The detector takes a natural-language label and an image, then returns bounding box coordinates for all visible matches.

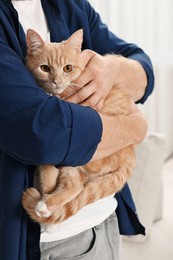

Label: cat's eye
[40,65,50,72]
[63,64,73,73]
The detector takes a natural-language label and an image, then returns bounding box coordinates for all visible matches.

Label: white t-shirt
[12,0,50,42]
[12,0,118,242]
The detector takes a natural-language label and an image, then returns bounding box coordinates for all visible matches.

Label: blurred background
[89,1,173,260]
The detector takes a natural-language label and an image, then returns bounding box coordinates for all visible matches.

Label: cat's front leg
[22,188,62,224]
[35,166,86,218]
[38,164,60,194]
[22,187,46,223]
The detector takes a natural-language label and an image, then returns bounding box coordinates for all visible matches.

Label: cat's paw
[43,223,58,233]
[35,201,52,218]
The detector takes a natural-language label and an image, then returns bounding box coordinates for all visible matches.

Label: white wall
[89,0,173,158]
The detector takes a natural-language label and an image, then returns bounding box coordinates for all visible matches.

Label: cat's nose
[52,80,62,86]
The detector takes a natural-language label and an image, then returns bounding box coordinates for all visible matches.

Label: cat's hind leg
[51,164,133,223]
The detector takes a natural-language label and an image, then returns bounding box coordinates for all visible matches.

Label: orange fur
[22,29,135,228]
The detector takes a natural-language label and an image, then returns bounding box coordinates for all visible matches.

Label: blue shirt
[0,1,154,259]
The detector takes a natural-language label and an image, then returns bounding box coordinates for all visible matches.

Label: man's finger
[81,49,96,66]
[64,85,94,104]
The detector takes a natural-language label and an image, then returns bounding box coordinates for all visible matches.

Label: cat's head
[26,29,85,95]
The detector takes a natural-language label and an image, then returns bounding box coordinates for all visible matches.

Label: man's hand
[60,50,114,110]
[60,50,148,109]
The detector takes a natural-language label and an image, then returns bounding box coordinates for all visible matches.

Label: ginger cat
[22,29,136,232]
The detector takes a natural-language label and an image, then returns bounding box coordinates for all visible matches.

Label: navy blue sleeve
[0,31,102,166]
[82,0,154,104]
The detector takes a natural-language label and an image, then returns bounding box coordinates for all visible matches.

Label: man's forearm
[91,109,147,161]
[104,54,148,102]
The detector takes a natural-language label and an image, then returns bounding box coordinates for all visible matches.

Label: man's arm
[103,54,148,102]
[62,51,147,109]
[92,108,147,161]
[60,50,148,162]
[0,41,102,167]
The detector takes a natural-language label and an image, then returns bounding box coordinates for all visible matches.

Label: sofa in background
[124,133,166,241]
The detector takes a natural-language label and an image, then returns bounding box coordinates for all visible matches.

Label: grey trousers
[40,212,120,260]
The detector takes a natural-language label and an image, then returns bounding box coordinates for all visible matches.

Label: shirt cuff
[60,103,102,166]
[129,53,155,104]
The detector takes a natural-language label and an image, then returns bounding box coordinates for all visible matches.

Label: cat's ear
[26,29,44,53]
[66,29,83,53]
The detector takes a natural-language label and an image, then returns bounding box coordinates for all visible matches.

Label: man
[0,0,154,259]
